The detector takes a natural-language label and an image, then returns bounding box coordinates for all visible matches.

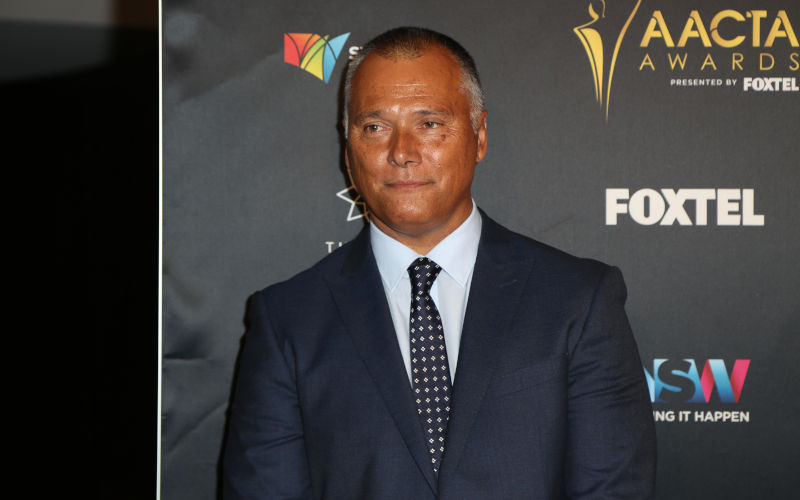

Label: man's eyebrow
[414,109,452,118]
[353,111,383,123]
[353,109,453,124]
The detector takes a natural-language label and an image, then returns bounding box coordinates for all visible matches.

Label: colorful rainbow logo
[283,32,351,83]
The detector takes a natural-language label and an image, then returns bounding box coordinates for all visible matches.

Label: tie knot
[407,257,442,295]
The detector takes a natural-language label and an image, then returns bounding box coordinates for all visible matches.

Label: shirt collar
[370,200,482,291]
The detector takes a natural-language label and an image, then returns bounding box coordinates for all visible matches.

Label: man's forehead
[352,52,461,99]
[356,47,459,81]
[372,83,434,98]
[350,81,462,119]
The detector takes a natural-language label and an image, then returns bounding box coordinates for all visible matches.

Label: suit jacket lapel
[323,228,438,494]
[438,213,536,480]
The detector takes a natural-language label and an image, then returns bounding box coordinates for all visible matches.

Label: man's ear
[475,110,488,162]
[344,146,356,189]
[342,119,351,170]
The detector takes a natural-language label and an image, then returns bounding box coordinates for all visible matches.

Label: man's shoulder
[482,218,628,315]
[482,213,615,281]
[253,233,361,302]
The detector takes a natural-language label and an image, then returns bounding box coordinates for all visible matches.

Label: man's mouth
[386,180,431,189]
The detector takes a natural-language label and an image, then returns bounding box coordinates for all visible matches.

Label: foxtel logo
[606,188,764,226]
[743,76,799,91]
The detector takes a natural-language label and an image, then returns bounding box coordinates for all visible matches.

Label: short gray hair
[343,27,485,137]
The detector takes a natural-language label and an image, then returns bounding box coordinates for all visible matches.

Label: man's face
[345,46,487,251]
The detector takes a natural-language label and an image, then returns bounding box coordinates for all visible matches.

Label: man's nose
[388,128,421,167]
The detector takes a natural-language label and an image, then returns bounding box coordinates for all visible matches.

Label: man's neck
[370,204,474,255]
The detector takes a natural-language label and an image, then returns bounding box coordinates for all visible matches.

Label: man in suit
[223,27,656,499]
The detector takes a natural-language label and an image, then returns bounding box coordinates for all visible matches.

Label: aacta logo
[606,188,765,226]
[644,359,750,403]
[638,10,798,72]
[283,32,351,83]
[574,0,643,121]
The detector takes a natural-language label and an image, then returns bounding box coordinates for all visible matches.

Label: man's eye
[422,121,441,128]
[363,124,382,133]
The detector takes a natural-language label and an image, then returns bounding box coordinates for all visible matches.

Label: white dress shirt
[370,201,482,385]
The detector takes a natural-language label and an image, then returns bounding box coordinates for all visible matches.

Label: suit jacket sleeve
[564,266,656,499]
[223,289,313,500]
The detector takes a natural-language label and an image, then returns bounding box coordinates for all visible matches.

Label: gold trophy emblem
[574,0,642,121]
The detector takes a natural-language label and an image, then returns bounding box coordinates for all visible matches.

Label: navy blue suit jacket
[223,212,656,499]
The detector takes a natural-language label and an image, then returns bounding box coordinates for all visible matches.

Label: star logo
[336,185,367,221]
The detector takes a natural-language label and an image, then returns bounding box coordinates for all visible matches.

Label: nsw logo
[283,32,351,83]
[644,359,750,404]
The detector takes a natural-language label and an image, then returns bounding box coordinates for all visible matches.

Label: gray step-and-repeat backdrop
[162,1,799,498]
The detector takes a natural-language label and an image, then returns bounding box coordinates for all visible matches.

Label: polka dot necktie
[407,257,453,475]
